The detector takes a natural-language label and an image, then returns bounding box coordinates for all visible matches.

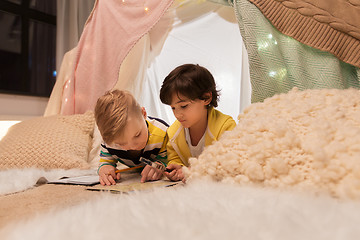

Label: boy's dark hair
[160,64,219,108]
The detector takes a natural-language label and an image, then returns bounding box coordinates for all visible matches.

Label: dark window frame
[0,0,56,97]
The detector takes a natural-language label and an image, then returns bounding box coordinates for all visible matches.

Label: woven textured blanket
[248,0,360,68]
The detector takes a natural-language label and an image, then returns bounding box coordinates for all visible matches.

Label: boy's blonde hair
[95,90,142,144]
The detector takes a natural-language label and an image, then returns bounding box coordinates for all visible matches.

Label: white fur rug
[0,168,97,195]
[1,169,360,240]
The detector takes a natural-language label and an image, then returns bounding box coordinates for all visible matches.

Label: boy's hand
[140,164,163,183]
[98,165,121,186]
[164,164,184,182]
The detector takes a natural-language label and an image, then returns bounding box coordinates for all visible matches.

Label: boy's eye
[181,104,188,109]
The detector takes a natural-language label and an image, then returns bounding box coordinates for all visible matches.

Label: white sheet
[138,1,250,124]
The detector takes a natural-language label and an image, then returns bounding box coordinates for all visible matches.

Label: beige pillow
[0,111,94,170]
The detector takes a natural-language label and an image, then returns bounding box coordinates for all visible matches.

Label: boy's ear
[202,92,212,105]
[141,107,147,119]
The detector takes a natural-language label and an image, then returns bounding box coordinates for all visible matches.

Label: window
[0,0,56,97]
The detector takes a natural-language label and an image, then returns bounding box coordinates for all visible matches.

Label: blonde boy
[95,90,168,185]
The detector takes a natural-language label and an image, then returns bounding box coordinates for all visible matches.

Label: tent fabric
[228,0,360,103]
[247,0,360,69]
[48,0,360,118]
[48,0,250,124]
[60,0,174,115]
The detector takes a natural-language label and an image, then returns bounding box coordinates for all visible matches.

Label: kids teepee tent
[46,0,360,124]
[45,0,251,125]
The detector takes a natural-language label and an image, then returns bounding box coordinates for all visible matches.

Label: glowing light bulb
[268,68,287,80]
[269,71,276,77]
[257,40,270,50]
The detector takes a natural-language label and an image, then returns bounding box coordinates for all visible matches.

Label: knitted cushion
[0,111,94,170]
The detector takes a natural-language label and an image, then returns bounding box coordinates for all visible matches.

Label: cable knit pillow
[0,111,94,170]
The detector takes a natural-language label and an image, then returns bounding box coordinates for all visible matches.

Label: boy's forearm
[97,162,117,174]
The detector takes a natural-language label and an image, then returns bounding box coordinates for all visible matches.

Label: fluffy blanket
[1,169,360,240]
[189,88,360,200]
